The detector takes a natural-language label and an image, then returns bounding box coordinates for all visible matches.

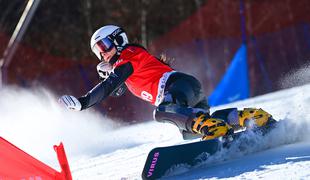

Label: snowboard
[141,120,278,180]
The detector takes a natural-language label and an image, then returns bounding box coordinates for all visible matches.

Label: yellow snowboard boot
[238,108,274,128]
[191,113,233,141]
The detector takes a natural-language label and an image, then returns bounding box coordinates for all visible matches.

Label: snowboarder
[59,25,273,140]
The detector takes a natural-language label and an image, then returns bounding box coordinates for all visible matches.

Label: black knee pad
[153,104,194,132]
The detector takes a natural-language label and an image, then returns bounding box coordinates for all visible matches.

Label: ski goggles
[94,37,114,53]
[92,37,114,60]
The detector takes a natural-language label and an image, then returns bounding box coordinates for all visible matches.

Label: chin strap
[108,53,120,66]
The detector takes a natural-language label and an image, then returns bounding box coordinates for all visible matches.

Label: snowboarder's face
[100,46,117,63]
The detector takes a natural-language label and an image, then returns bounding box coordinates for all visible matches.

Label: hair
[158,53,175,67]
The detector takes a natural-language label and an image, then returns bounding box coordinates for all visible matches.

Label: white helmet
[90,25,128,60]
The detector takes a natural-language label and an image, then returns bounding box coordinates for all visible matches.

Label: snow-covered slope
[69,83,310,180]
[0,83,309,180]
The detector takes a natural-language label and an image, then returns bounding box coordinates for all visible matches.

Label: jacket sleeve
[78,62,133,110]
[110,83,127,97]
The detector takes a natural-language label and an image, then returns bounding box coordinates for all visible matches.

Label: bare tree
[141,0,148,47]
[83,0,93,37]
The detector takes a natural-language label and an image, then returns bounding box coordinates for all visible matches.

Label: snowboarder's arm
[110,83,127,97]
[96,61,128,97]
[78,62,133,110]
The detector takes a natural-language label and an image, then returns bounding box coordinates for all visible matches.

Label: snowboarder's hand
[58,95,82,111]
[97,62,113,80]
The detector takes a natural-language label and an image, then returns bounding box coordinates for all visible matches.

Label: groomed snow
[0,79,309,179]
[70,83,310,180]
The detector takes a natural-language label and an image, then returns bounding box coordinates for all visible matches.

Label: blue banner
[208,43,249,106]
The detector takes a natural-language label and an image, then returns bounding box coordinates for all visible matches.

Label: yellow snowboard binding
[191,108,275,141]
[192,113,233,141]
[238,108,273,128]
